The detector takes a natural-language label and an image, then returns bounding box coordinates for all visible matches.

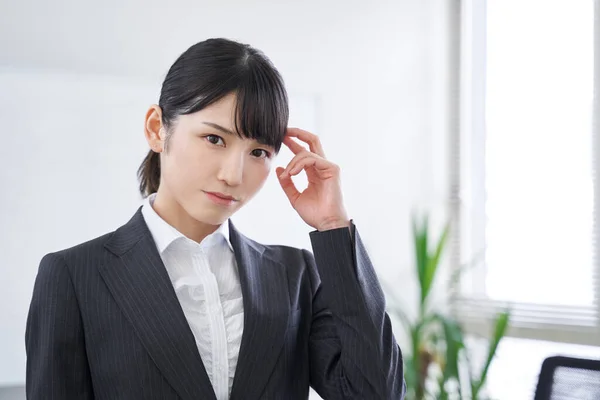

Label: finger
[286,128,326,158]
[282,136,307,155]
[287,155,335,178]
[276,166,301,204]
[282,152,320,178]
[286,128,325,157]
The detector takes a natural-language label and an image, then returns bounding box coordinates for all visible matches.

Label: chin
[185,204,231,226]
[192,211,228,226]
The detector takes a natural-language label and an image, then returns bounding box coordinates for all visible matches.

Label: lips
[205,191,237,201]
[203,191,239,207]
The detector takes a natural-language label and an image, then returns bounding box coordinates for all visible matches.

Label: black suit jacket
[25,208,405,399]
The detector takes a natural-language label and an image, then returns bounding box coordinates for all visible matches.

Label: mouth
[203,191,239,206]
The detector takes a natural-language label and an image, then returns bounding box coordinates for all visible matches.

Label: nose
[217,151,244,187]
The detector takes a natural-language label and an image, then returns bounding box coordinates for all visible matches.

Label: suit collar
[228,223,292,400]
[103,208,292,400]
[103,206,147,256]
[102,208,217,400]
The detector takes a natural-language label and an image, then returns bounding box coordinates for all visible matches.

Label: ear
[144,105,166,153]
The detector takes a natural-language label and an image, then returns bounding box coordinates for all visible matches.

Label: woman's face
[156,93,276,226]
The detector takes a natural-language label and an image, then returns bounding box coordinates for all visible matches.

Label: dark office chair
[534,355,600,400]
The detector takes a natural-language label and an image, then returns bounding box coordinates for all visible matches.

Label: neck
[151,190,220,244]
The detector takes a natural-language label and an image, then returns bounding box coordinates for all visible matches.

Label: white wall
[0,0,451,390]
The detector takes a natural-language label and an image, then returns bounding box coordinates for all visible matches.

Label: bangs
[160,39,289,152]
[232,59,289,153]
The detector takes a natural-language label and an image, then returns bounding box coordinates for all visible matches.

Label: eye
[205,134,225,146]
[251,149,271,159]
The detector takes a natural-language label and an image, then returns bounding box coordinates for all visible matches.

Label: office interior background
[1,0,599,398]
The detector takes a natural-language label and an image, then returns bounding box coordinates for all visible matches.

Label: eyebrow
[202,122,235,135]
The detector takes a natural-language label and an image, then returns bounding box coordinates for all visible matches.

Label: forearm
[308,225,405,399]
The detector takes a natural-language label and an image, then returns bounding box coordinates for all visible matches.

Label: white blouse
[141,194,244,400]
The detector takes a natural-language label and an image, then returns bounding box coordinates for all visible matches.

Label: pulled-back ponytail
[137,150,161,198]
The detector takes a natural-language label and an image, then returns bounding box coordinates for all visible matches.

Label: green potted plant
[385,213,510,400]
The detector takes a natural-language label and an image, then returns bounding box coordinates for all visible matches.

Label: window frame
[448,0,600,347]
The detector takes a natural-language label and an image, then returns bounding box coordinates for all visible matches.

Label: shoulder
[53,231,115,264]
[37,230,116,282]
[255,241,321,291]
[262,242,310,264]
[31,231,113,300]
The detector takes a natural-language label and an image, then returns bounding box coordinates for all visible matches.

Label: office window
[453,0,599,347]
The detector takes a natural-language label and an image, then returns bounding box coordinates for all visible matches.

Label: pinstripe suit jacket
[25,208,405,399]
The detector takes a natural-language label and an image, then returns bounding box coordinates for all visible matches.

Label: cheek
[244,162,271,192]
[164,138,208,184]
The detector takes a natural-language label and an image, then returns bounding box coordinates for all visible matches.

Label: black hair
[137,38,289,197]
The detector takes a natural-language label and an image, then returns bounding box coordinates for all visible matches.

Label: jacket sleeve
[306,223,405,400]
[25,253,94,400]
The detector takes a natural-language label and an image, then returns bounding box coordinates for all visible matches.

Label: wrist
[317,217,351,232]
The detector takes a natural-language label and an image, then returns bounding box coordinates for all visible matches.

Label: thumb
[276,167,300,204]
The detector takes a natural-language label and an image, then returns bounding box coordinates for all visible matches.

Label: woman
[25,38,405,400]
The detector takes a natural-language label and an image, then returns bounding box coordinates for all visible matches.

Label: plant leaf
[404,355,417,394]
[473,310,511,396]
[426,312,465,400]
[412,213,428,308]
[436,313,465,382]
[438,375,449,400]
[422,222,450,305]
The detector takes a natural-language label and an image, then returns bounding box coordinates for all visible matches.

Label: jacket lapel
[228,222,291,400]
[99,208,216,400]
